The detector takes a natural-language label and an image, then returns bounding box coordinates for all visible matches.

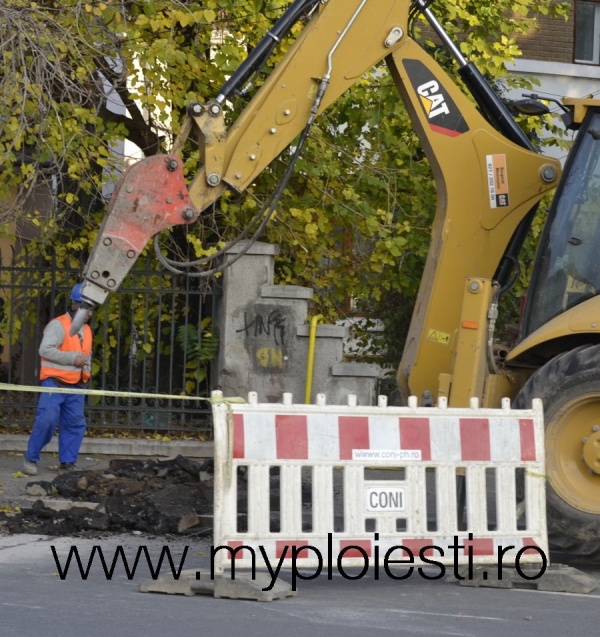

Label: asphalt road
[1,534,598,637]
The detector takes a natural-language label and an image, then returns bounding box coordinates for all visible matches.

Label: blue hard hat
[70,283,84,303]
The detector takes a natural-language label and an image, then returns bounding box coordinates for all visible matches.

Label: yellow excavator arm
[74,0,559,408]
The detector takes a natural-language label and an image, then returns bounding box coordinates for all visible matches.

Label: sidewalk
[0,434,213,458]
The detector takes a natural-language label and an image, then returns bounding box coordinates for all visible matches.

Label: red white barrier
[211,392,547,575]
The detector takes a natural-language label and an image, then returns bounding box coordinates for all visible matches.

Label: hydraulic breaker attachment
[70,155,198,335]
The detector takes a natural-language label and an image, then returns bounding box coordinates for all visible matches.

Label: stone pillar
[216,241,278,399]
[216,241,312,403]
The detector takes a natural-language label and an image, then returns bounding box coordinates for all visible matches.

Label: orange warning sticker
[486,154,509,208]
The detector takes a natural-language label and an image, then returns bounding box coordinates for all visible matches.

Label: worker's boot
[23,459,38,476]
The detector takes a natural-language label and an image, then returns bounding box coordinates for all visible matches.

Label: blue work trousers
[25,378,87,464]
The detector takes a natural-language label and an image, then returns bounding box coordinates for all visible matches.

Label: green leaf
[203,9,217,23]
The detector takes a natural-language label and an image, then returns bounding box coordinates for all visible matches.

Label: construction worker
[23,284,93,476]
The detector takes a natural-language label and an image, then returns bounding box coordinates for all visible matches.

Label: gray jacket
[39,316,90,367]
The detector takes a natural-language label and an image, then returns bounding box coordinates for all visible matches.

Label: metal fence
[0,248,220,436]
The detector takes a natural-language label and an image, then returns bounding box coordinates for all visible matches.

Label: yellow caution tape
[525,469,548,480]
[0,382,245,405]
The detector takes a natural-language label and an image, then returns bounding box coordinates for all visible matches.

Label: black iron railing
[0,249,220,436]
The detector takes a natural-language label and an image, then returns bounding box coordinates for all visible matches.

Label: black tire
[513,344,600,557]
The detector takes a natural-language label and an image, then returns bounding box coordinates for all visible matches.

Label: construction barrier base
[457,564,598,594]
[139,569,297,601]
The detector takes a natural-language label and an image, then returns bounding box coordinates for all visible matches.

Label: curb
[0,435,214,459]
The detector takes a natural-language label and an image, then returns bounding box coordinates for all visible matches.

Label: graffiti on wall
[236,305,290,372]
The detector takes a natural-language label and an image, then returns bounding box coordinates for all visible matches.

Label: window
[522,112,600,336]
[575,0,600,64]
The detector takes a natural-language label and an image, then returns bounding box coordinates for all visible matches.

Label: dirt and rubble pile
[0,456,215,536]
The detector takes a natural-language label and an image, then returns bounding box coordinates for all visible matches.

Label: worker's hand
[73,355,89,368]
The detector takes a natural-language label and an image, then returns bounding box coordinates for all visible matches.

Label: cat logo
[403,59,469,137]
[417,80,450,119]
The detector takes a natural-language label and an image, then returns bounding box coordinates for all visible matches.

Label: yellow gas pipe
[304,314,323,404]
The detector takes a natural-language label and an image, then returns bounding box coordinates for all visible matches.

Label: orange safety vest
[39,314,92,385]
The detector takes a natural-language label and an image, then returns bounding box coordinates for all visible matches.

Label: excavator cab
[520,104,600,341]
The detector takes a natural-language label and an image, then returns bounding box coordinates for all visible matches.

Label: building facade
[510,1,599,160]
